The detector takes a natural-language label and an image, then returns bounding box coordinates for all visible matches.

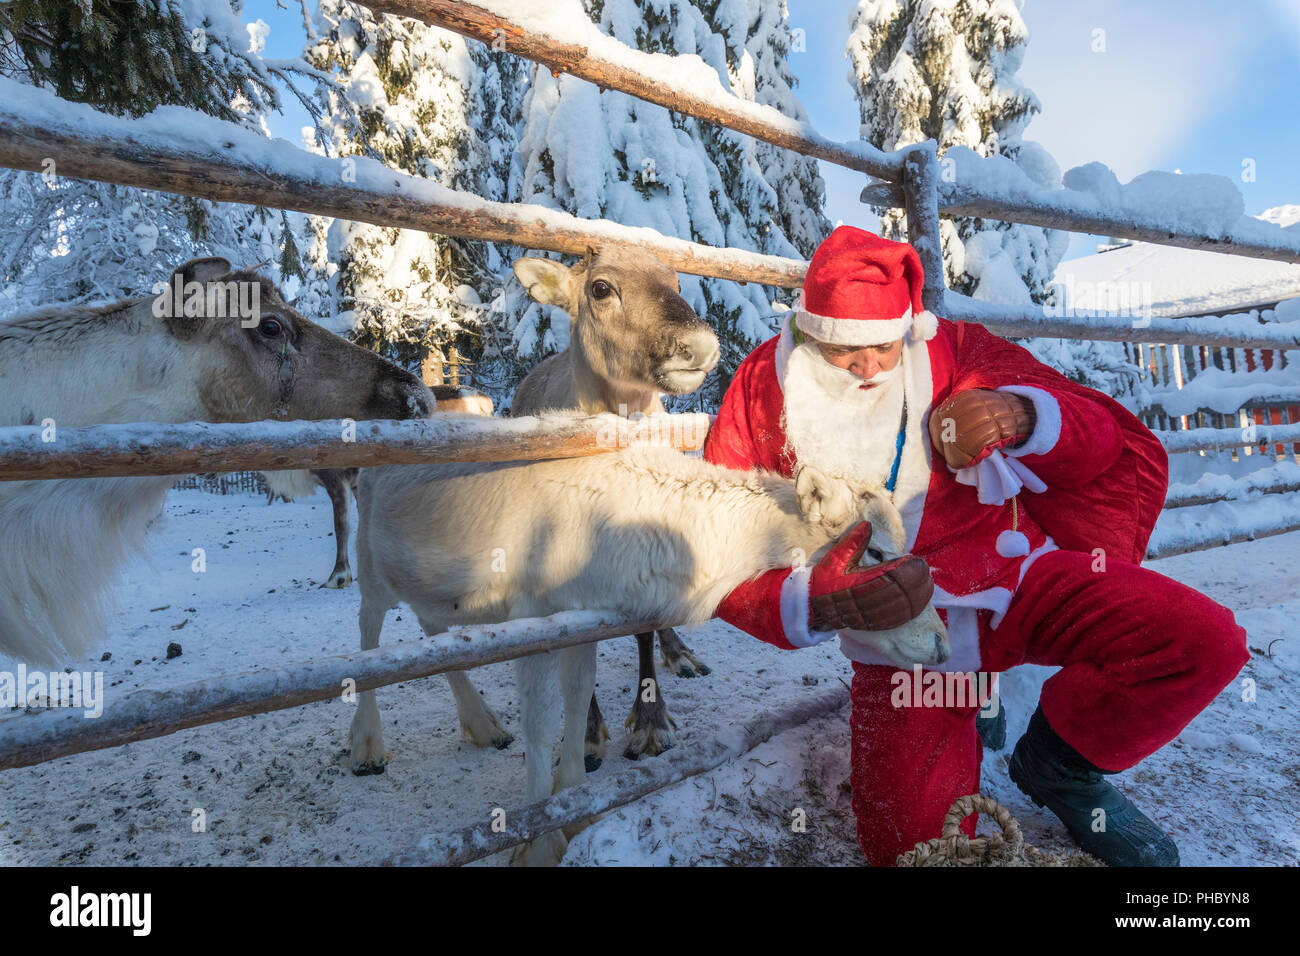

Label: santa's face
[781,331,910,486]
[812,338,904,388]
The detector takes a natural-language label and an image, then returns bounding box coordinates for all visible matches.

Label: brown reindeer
[265,387,494,589]
[510,246,721,769]
[0,256,434,665]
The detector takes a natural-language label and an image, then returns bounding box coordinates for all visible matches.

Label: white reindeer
[512,247,723,767]
[350,441,948,865]
[0,257,434,665]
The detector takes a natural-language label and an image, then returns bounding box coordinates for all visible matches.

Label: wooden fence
[1,0,1297,864]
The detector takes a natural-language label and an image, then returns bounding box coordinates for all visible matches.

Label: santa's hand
[928,388,1036,470]
[807,523,935,633]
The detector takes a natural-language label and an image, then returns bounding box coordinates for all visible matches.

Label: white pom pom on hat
[910,309,938,343]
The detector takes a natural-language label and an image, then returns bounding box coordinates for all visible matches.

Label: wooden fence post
[903,145,948,316]
[421,346,445,388]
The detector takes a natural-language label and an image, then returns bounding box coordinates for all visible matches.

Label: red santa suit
[703,228,1249,866]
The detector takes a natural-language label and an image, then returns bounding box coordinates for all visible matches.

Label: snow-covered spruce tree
[847,0,1063,301]
[699,0,829,260]
[0,1,320,313]
[305,2,526,374]
[847,0,1134,395]
[508,0,828,410]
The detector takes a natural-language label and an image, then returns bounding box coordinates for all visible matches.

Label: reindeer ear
[512,256,573,308]
[173,257,231,286]
[796,467,855,531]
[859,491,907,557]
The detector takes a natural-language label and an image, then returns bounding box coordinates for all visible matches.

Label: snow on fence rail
[0,412,712,482]
[0,78,805,288]
[372,0,1300,266]
[942,297,1300,350]
[2,78,1298,345]
[1158,421,1300,454]
[0,611,666,772]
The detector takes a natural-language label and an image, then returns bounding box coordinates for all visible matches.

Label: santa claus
[703,226,1249,866]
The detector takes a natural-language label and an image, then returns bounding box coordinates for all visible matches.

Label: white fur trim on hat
[795,306,938,346]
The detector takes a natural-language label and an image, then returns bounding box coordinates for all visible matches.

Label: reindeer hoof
[320,571,353,589]
[623,705,678,760]
[510,829,568,867]
[661,647,711,678]
[460,710,514,750]
[348,729,390,775]
[584,716,610,773]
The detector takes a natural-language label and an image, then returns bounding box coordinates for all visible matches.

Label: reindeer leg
[511,648,568,866]
[316,470,353,589]
[349,597,390,774]
[444,669,514,750]
[657,627,711,678]
[557,643,599,842]
[584,693,611,773]
[623,632,678,760]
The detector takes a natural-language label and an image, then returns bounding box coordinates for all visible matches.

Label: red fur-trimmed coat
[703,317,1168,669]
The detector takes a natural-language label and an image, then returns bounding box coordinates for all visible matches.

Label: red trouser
[849,548,1250,866]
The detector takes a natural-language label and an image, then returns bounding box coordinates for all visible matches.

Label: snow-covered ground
[0,486,1295,866]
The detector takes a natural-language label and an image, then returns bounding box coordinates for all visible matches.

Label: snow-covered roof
[1051,206,1300,318]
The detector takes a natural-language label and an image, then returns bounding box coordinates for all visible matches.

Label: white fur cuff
[779,564,838,648]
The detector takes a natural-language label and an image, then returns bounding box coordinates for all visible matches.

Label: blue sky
[786,0,1300,258]
[249,0,1300,261]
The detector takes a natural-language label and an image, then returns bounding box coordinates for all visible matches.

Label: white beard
[780,342,907,487]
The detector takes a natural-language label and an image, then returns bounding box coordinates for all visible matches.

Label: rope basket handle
[941,793,1025,852]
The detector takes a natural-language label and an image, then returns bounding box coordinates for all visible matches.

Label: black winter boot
[976,702,1007,751]
[1008,705,1179,866]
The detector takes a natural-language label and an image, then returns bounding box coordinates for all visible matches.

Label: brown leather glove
[928,388,1037,470]
[808,523,935,633]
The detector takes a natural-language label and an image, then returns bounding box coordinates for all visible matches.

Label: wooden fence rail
[0,611,665,772]
[369,0,1300,265]
[0,412,712,482]
[0,79,806,288]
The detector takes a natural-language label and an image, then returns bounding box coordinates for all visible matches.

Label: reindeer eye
[867,547,885,562]
[258,317,283,338]
[590,280,613,300]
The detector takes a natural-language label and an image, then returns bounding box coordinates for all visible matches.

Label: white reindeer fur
[262,469,321,501]
[352,442,946,864]
[0,299,216,664]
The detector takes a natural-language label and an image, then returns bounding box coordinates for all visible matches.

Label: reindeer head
[157,257,434,423]
[795,465,949,667]
[513,247,720,397]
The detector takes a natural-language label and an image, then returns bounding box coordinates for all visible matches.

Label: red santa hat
[794,226,939,346]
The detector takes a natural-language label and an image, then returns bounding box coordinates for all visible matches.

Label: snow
[480,0,897,175]
[0,486,1294,866]
[1148,493,1300,558]
[0,77,803,293]
[944,147,1300,257]
[1051,236,1300,321]
[1143,362,1300,418]
[1165,460,1300,507]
